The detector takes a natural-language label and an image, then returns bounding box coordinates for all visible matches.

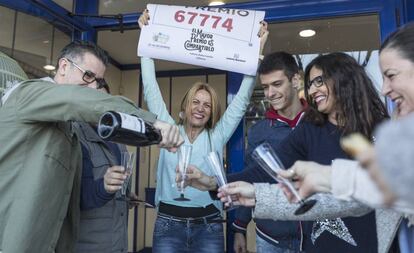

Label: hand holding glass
[174,145,192,201]
[118,151,136,199]
[252,143,317,215]
[116,151,151,207]
[205,151,235,210]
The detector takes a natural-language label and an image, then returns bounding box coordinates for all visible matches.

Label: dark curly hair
[303,52,389,138]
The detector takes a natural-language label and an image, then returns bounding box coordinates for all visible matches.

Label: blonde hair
[178,82,221,129]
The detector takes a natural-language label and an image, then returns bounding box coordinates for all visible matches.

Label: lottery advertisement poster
[138,4,266,75]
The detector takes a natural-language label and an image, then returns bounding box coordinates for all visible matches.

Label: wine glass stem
[180,180,184,194]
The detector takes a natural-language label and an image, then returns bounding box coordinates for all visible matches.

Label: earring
[179,111,185,119]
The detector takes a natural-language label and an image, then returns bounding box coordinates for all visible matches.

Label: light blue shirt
[141,57,255,210]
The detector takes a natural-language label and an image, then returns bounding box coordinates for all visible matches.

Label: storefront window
[0,7,71,78]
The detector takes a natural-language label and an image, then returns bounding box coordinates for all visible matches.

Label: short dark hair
[303,52,389,138]
[56,41,109,68]
[380,22,414,64]
[258,51,299,80]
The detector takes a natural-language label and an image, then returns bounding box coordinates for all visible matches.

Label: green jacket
[0,80,156,253]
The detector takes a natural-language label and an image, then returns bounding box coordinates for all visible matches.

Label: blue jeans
[152,215,224,253]
[256,235,302,253]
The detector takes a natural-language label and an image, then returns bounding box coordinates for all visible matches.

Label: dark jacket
[74,122,129,253]
[230,115,303,249]
[279,120,377,253]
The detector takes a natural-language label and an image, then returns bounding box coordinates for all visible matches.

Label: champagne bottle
[97,111,161,146]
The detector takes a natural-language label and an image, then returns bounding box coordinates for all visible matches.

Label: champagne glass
[205,151,236,210]
[116,151,136,200]
[174,145,192,201]
[252,142,317,215]
[116,152,153,207]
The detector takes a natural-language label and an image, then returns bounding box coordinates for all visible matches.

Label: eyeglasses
[65,58,107,89]
[306,75,325,90]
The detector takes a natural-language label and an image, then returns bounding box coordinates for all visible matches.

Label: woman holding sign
[138,10,268,253]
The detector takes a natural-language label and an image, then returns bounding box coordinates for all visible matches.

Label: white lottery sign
[138,4,265,75]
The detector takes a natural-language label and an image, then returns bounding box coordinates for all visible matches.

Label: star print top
[273,120,378,253]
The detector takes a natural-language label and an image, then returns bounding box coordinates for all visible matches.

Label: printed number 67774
[174,10,234,32]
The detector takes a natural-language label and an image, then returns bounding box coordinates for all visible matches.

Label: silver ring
[288,168,296,176]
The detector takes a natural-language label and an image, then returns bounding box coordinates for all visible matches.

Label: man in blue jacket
[231,52,306,253]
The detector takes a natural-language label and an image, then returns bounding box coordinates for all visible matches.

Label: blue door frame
[0,0,412,252]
